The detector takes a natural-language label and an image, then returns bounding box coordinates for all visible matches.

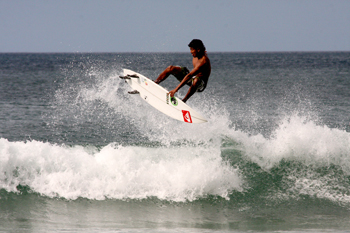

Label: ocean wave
[0,138,241,201]
[222,114,350,206]
[1,114,350,207]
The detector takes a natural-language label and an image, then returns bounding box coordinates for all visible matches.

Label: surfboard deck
[120,69,207,123]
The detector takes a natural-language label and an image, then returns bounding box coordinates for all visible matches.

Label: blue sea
[0,52,349,232]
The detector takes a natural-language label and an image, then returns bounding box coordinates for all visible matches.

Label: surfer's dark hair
[188,39,206,52]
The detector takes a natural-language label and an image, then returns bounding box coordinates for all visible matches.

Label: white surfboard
[120,69,207,123]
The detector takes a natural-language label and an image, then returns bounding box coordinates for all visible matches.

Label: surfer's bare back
[154,39,211,103]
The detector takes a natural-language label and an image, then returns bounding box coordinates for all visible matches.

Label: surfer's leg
[182,77,201,103]
[154,66,182,84]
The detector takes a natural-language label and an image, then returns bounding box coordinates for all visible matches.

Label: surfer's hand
[169,89,176,97]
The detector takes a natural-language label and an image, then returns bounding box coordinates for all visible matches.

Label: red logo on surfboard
[182,110,192,123]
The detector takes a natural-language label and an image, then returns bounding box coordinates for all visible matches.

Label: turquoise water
[0,52,350,232]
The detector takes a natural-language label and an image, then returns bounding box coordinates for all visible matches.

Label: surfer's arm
[173,73,192,91]
[169,61,204,97]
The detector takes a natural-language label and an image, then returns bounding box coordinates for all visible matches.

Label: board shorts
[172,66,206,92]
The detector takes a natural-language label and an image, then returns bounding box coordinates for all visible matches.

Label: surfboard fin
[119,74,139,80]
[128,90,139,94]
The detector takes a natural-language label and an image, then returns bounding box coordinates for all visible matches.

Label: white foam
[238,114,350,171]
[0,138,241,201]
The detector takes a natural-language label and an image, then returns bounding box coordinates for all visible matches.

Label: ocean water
[0,52,349,232]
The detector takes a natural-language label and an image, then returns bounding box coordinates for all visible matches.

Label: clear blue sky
[1,0,349,52]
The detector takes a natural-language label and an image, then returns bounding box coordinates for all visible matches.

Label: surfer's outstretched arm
[168,73,192,97]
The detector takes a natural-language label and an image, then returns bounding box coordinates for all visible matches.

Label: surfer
[154,39,211,103]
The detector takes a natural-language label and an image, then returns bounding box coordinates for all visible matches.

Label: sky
[1,0,349,53]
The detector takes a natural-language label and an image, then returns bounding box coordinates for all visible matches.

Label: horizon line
[1,50,350,54]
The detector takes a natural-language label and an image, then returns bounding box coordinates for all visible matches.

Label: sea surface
[0,52,349,232]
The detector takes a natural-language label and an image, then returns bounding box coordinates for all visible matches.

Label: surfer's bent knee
[168,65,180,73]
[168,66,182,76]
